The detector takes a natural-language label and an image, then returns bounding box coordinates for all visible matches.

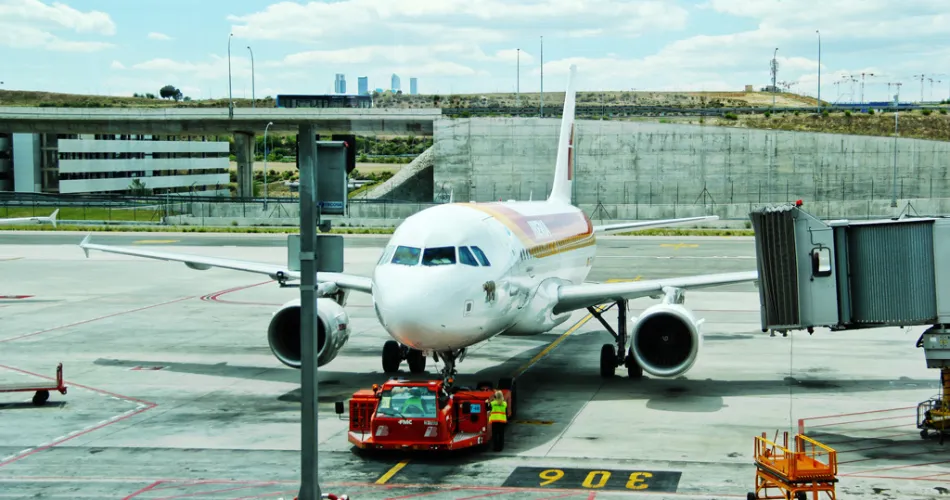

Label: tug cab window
[423,246,456,266]
[470,246,491,266]
[458,246,479,266]
[391,246,421,266]
[375,386,437,418]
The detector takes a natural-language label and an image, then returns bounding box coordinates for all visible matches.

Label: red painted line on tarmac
[799,405,917,423]
[533,493,579,500]
[0,364,158,468]
[456,490,509,500]
[806,414,913,429]
[149,482,280,500]
[840,457,950,476]
[0,295,33,299]
[122,480,164,500]
[385,487,466,500]
[586,493,596,500]
[0,295,196,343]
[200,281,275,306]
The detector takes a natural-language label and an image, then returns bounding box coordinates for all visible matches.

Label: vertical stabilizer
[548,64,577,204]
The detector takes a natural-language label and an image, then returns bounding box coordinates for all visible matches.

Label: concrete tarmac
[0,233,945,499]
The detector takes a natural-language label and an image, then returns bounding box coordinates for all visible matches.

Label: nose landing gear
[381,340,427,374]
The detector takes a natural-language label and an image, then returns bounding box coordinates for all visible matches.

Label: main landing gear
[381,340,427,374]
[589,299,643,379]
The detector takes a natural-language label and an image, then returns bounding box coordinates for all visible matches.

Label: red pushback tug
[344,376,516,451]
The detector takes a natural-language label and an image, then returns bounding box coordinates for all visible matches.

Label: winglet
[49,209,58,228]
[80,234,91,258]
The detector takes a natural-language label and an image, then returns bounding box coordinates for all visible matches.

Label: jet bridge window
[423,246,456,266]
[470,246,491,266]
[811,247,832,277]
[391,246,421,266]
[458,246,479,267]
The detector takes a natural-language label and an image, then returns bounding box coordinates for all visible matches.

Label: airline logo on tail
[567,124,574,181]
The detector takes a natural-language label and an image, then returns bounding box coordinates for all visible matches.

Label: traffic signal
[332,134,357,175]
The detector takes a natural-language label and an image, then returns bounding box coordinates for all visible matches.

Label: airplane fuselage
[371,200,596,352]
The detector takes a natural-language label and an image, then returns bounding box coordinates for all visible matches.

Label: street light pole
[889,83,902,207]
[247,46,255,108]
[540,35,544,118]
[264,121,273,210]
[772,48,779,109]
[228,33,234,118]
[516,48,520,112]
[816,30,821,113]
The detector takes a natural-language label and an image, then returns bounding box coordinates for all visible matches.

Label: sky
[1,0,949,103]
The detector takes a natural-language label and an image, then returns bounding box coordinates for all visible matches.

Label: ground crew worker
[487,390,508,451]
[402,387,426,415]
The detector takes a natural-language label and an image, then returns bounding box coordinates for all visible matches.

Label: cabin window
[423,246,456,266]
[391,246,421,266]
[375,386,437,418]
[471,246,491,266]
[459,246,479,266]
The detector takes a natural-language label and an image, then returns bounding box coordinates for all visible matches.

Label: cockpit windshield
[391,246,421,266]
[382,245,490,267]
[375,386,437,418]
[423,247,456,266]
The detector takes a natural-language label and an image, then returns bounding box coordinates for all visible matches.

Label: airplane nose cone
[373,266,483,350]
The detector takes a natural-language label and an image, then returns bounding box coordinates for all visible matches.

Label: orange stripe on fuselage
[462,202,594,258]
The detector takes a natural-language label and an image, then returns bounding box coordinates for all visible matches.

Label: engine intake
[267,298,351,368]
[629,303,702,378]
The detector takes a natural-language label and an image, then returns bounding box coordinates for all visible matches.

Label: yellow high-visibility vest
[489,400,507,423]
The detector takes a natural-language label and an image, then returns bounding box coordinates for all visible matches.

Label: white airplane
[78,65,758,382]
[1,209,58,228]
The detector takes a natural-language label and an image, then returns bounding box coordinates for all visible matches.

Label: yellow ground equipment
[748,431,838,500]
[917,367,950,444]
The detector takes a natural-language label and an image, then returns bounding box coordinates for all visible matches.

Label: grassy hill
[0,88,818,110]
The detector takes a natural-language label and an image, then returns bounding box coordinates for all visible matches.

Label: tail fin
[49,209,58,228]
[548,64,577,204]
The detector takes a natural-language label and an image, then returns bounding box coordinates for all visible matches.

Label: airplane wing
[553,270,758,314]
[0,209,58,228]
[592,215,719,233]
[78,235,373,294]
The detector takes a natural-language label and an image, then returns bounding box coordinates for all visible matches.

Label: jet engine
[266,298,351,368]
[629,303,703,378]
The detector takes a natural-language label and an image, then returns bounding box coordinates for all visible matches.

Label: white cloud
[148,32,173,41]
[0,0,115,52]
[110,60,125,70]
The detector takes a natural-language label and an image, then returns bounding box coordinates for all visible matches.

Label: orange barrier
[748,431,838,500]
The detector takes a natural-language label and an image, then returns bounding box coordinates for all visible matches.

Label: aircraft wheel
[407,349,426,373]
[382,340,402,373]
[600,344,616,378]
[32,390,49,406]
[626,349,643,379]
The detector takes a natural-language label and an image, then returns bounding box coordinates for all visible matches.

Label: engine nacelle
[266,298,351,369]
[629,303,703,378]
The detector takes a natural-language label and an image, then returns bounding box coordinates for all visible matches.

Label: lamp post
[264,121,273,210]
[247,45,255,108]
[516,48,520,112]
[540,35,544,117]
[772,47,779,108]
[816,30,821,113]
[228,33,234,117]
[890,84,902,208]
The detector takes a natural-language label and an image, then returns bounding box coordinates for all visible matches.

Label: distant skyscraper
[391,74,400,92]
[358,76,368,95]
[334,74,346,94]
[410,77,418,95]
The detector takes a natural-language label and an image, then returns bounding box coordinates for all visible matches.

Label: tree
[159,84,182,101]
[128,178,151,195]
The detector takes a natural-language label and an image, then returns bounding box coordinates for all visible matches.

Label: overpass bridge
[0,106,440,197]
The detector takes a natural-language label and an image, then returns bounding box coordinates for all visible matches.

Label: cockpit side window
[458,246,479,267]
[377,245,395,265]
[422,246,456,266]
[391,246,421,266]
[470,246,491,266]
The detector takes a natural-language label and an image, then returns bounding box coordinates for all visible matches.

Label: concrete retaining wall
[433,117,950,205]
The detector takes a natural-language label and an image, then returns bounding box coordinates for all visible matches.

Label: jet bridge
[748,202,950,369]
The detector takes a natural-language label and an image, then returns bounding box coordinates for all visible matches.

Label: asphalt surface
[0,233,942,499]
